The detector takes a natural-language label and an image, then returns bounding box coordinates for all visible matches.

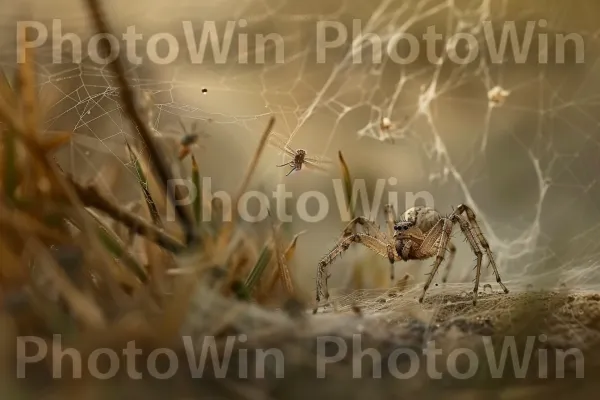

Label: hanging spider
[313,204,509,313]
[269,133,332,176]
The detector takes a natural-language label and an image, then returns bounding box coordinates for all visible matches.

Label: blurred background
[1,0,600,300]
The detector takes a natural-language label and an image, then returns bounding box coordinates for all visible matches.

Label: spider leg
[285,166,296,176]
[418,218,453,303]
[341,216,387,241]
[276,161,293,167]
[314,232,395,313]
[450,213,485,304]
[455,204,509,296]
[383,204,399,280]
[441,241,457,283]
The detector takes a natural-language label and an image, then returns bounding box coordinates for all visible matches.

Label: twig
[84,0,197,246]
[232,117,275,214]
[216,117,275,248]
[68,177,185,253]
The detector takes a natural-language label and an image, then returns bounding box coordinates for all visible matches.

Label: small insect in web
[374,115,409,143]
[268,133,332,176]
[162,118,211,160]
[380,117,393,132]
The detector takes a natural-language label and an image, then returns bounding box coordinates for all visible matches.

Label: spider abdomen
[400,206,442,233]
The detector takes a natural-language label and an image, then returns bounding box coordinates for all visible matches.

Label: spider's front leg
[313,234,359,313]
[313,229,396,313]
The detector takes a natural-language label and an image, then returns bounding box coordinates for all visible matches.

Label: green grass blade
[95,225,148,283]
[230,280,251,301]
[126,141,161,226]
[191,154,201,225]
[244,244,272,293]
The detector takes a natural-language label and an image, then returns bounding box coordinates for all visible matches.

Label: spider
[313,204,509,312]
[269,132,332,176]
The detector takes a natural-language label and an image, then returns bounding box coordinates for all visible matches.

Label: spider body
[292,149,307,172]
[270,133,332,176]
[276,149,306,175]
[394,206,442,261]
[276,148,326,176]
[313,204,508,313]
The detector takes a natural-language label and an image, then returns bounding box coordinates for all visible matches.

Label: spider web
[2,0,600,295]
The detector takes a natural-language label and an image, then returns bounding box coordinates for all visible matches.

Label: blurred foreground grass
[1,0,600,398]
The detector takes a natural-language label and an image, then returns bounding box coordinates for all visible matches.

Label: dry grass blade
[84,0,197,245]
[17,26,38,138]
[283,230,304,261]
[216,116,275,249]
[262,230,304,300]
[15,30,43,198]
[233,116,275,216]
[338,150,355,221]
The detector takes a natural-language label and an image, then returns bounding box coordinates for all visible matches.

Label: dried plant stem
[84,0,197,246]
[69,178,185,253]
[216,117,275,248]
[232,117,276,214]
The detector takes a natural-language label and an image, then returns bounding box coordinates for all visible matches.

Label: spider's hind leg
[448,213,484,304]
